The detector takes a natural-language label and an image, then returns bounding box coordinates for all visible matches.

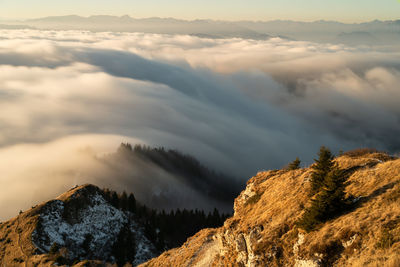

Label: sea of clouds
[0,29,399,220]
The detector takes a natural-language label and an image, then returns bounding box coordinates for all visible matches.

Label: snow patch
[33,192,127,260]
[32,189,157,264]
[130,219,157,266]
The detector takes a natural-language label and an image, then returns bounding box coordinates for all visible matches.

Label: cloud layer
[0,29,400,220]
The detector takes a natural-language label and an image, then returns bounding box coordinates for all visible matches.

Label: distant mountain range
[2,15,400,44]
[2,15,270,40]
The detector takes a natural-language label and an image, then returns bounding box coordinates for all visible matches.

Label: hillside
[0,184,228,266]
[141,151,400,267]
[0,185,158,266]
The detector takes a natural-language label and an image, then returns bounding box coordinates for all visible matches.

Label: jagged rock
[236,233,248,264]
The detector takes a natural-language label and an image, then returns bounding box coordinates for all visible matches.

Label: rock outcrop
[0,184,157,266]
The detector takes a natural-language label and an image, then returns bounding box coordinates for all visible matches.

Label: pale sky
[0,0,399,22]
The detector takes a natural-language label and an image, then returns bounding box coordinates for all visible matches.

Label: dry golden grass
[350,253,400,267]
[0,205,56,266]
[142,153,400,267]
[140,228,218,267]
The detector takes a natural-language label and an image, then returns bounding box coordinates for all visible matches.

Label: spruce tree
[287,157,301,170]
[318,167,347,215]
[112,225,136,266]
[111,191,119,208]
[310,146,334,194]
[298,164,348,232]
[128,193,136,213]
[117,143,132,155]
[119,191,128,211]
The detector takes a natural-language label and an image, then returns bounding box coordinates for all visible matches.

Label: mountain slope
[140,152,400,267]
[0,183,229,266]
[0,185,157,266]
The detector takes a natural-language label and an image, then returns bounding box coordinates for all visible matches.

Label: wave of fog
[0,135,234,220]
[0,29,400,220]
[0,135,133,220]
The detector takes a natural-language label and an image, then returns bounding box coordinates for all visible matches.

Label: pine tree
[119,191,128,211]
[103,188,111,202]
[319,167,347,215]
[287,157,301,170]
[117,143,133,155]
[112,225,136,266]
[310,146,334,194]
[298,164,348,232]
[111,191,119,208]
[128,193,136,213]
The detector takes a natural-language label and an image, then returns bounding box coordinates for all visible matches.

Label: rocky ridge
[0,184,157,266]
[141,152,400,267]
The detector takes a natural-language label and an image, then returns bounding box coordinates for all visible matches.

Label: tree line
[112,143,241,202]
[102,187,230,265]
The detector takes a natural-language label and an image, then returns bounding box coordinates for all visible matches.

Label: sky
[0,0,399,22]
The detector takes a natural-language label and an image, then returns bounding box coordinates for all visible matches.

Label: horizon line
[1,14,399,25]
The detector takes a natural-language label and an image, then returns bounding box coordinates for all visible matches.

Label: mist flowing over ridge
[0,27,400,221]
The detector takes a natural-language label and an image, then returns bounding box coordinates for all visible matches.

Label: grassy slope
[0,204,54,266]
[141,153,400,267]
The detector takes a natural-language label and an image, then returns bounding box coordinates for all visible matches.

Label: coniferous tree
[119,191,128,211]
[287,157,301,170]
[298,161,348,232]
[111,191,119,208]
[310,146,334,194]
[112,225,136,266]
[128,193,136,213]
[117,143,133,155]
[100,187,229,252]
[318,167,347,215]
